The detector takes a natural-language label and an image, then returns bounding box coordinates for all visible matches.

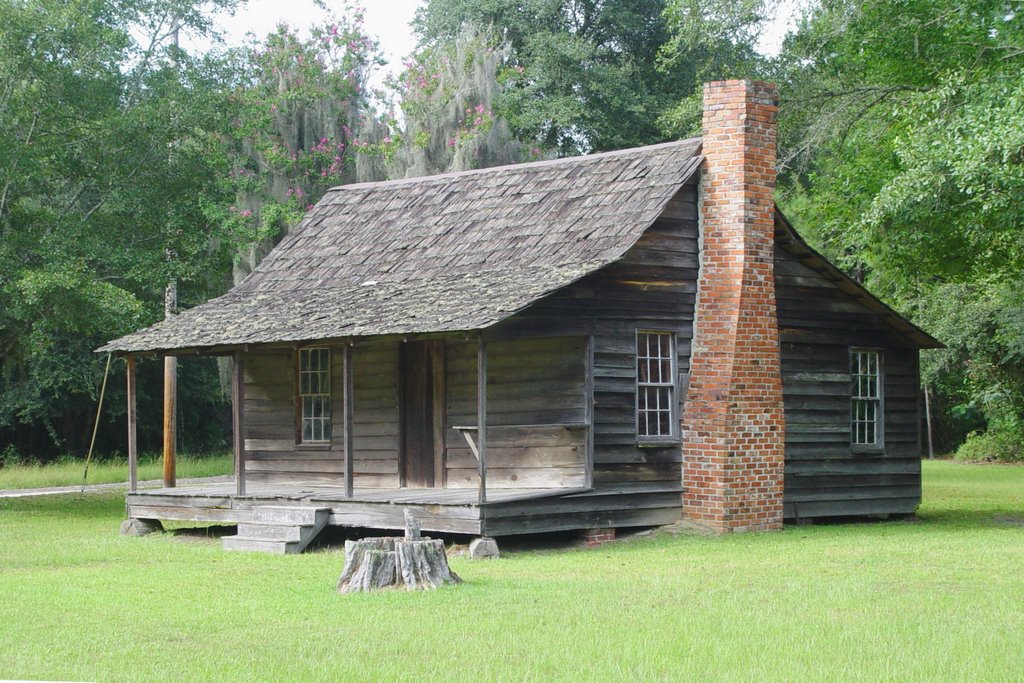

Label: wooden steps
[222,506,329,554]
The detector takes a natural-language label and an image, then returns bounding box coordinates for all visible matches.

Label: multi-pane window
[299,347,331,443]
[851,349,882,447]
[637,331,676,440]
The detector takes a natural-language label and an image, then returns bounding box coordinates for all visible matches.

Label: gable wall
[775,247,922,518]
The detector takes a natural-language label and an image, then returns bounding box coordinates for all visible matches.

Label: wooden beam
[477,337,487,504]
[293,347,302,444]
[126,355,138,494]
[432,340,447,488]
[343,344,354,499]
[232,351,246,496]
[453,427,480,459]
[584,334,595,489]
[162,355,177,487]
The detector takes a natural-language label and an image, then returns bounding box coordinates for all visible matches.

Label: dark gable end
[773,210,942,350]
[100,140,703,354]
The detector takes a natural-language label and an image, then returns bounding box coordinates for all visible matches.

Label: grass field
[0,460,1021,681]
[0,453,232,490]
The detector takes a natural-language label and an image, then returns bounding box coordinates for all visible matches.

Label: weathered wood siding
[350,342,401,488]
[242,348,335,485]
[775,246,922,519]
[483,182,698,530]
[241,344,401,487]
[445,336,588,489]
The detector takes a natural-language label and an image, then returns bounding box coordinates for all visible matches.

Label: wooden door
[400,340,444,488]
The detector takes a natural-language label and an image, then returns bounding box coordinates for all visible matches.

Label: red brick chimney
[681,80,785,533]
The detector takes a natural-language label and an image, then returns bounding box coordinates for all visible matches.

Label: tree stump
[337,509,461,593]
[336,537,398,593]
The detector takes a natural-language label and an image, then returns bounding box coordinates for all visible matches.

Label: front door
[400,340,444,487]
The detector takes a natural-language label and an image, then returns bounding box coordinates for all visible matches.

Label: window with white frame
[850,349,882,447]
[637,331,676,440]
[299,347,331,443]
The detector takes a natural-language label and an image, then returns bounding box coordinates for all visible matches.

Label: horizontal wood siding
[351,342,401,488]
[776,246,922,518]
[241,344,401,488]
[445,337,588,489]
[490,184,697,501]
[242,348,341,485]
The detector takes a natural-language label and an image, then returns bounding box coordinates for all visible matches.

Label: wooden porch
[127,483,593,536]
[122,334,599,534]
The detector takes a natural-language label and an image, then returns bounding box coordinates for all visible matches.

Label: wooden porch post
[584,334,595,489]
[477,337,487,504]
[232,351,246,496]
[343,343,354,499]
[126,355,138,493]
[162,354,176,487]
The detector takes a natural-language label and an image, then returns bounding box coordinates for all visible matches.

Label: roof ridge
[330,137,703,192]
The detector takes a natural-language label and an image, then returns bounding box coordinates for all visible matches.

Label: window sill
[295,442,332,451]
[851,445,885,455]
[637,439,681,448]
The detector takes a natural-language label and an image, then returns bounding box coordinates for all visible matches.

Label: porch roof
[100,140,704,354]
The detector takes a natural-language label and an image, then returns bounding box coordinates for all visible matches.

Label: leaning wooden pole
[477,337,487,505]
[126,356,138,493]
[232,351,246,496]
[924,383,935,460]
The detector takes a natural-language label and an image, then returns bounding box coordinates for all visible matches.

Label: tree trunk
[396,538,459,590]
[337,537,397,593]
[336,509,461,593]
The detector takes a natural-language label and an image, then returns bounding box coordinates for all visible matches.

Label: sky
[192,0,802,86]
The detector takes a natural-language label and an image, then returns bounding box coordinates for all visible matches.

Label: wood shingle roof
[101,139,704,353]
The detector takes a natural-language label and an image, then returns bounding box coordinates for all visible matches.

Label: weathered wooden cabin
[102,80,940,552]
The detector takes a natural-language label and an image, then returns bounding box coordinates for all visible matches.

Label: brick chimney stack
[681,80,785,533]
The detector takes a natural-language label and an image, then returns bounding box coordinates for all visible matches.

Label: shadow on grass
[4,477,1021,554]
[169,525,237,542]
[918,507,1024,529]
[307,526,590,555]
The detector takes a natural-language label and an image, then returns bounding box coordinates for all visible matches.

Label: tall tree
[368,26,524,179]
[223,10,382,281]
[0,0,240,459]
[655,0,773,136]
[776,0,1024,453]
[414,0,679,154]
[415,0,772,154]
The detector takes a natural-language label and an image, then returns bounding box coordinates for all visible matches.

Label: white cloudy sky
[191,0,801,85]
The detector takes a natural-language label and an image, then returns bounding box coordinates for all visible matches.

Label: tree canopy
[2,0,1023,461]
[775,0,1024,454]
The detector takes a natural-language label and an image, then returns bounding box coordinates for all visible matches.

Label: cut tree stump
[337,508,461,593]
[336,537,398,592]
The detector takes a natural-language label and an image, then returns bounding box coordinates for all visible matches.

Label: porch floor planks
[126,484,680,536]
[129,485,586,506]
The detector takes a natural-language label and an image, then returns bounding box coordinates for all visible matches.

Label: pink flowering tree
[223,6,382,279]
[372,27,529,178]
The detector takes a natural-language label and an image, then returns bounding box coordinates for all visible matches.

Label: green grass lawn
[0,453,232,490]
[0,460,1021,682]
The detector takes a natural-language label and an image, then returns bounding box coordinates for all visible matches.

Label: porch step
[235,521,305,542]
[222,506,329,554]
[252,505,325,525]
